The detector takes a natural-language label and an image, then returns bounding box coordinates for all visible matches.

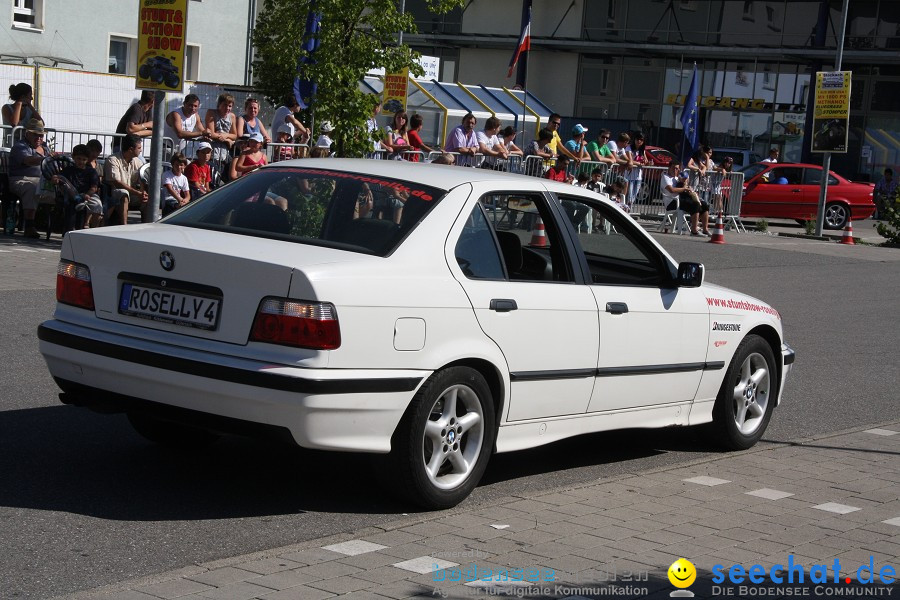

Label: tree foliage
[252,0,463,157]
[876,187,900,246]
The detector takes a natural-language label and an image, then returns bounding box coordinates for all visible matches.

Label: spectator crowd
[2,82,740,239]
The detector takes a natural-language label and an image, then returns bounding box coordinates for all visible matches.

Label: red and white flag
[507,5,531,78]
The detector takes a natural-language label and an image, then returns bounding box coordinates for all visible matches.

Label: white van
[712,148,763,169]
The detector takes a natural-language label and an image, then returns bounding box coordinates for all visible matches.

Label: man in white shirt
[271,95,310,145]
[761,147,779,163]
[164,94,208,159]
[662,162,709,236]
[476,117,508,169]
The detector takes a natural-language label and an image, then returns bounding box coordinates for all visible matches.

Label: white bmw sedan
[39,159,794,509]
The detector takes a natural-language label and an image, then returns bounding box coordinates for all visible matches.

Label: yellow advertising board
[382,69,409,114]
[136,0,189,91]
[811,71,851,153]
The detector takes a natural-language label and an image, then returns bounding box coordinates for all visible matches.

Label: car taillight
[56,260,95,310]
[250,298,340,350]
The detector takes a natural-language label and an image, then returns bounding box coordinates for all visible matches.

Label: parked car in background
[713,148,762,169]
[645,146,676,166]
[740,162,875,229]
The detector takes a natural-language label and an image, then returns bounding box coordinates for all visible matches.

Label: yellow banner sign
[665,94,805,113]
[136,0,189,91]
[811,71,851,153]
[382,69,409,114]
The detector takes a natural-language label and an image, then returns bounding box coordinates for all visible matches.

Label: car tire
[389,366,495,509]
[139,65,151,80]
[127,412,219,448]
[711,335,776,450]
[164,74,180,89]
[823,202,849,230]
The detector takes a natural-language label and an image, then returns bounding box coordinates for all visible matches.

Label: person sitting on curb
[543,154,574,183]
[161,153,191,217]
[55,144,102,230]
[9,118,53,238]
[185,142,213,200]
[104,134,147,225]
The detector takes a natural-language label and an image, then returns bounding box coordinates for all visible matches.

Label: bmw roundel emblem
[159,251,175,271]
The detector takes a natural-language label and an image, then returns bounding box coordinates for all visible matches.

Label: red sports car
[645,145,676,166]
[740,162,875,229]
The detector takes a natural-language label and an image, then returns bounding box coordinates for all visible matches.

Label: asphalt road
[1,230,899,599]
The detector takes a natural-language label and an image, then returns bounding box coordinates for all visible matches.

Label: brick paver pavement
[52,423,900,600]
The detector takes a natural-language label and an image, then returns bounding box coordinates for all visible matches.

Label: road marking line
[683,476,731,486]
[13,248,37,253]
[883,517,900,527]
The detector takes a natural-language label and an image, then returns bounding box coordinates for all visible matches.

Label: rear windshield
[164,167,446,256]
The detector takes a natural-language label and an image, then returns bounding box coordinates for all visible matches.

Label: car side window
[475,193,575,283]
[803,168,839,186]
[558,194,666,286]
[454,205,505,280]
[762,167,802,185]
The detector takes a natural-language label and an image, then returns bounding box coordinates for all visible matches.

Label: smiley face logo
[668,558,696,588]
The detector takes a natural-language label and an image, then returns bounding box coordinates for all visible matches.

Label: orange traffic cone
[841,219,855,245]
[709,211,726,244]
[530,217,548,247]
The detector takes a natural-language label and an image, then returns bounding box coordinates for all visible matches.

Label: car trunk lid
[66,224,352,345]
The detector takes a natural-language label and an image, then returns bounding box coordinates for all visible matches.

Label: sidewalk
[57,422,900,600]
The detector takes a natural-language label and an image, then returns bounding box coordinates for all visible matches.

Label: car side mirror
[677,262,704,287]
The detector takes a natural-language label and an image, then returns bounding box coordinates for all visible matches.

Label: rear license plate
[119,282,220,330]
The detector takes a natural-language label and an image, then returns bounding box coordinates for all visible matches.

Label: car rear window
[163,167,446,256]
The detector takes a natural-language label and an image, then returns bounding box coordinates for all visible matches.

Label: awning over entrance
[362,76,552,148]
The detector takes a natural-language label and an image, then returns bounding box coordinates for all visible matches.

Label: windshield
[164,167,446,256]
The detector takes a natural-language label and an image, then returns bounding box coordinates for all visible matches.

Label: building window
[185,45,200,81]
[108,36,135,75]
[12,0,42,30]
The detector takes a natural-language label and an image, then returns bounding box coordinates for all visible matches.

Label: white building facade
[5,0,256,86]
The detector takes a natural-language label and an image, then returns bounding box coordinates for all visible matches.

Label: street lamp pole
[814,0,850,237]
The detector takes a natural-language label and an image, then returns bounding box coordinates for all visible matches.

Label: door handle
[606,302,629,315]
[791,189,802,193]
[489,299,518,312]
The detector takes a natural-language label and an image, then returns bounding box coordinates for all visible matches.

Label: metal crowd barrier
[10,125,171,161]
[267,141,310,162]
[1,125,12,151]
[400,150,426,162]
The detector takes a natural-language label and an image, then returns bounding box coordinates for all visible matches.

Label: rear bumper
[38,320,427,452]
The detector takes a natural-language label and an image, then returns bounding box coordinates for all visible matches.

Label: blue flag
[294,2,322,110]
[680,64,700,163]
